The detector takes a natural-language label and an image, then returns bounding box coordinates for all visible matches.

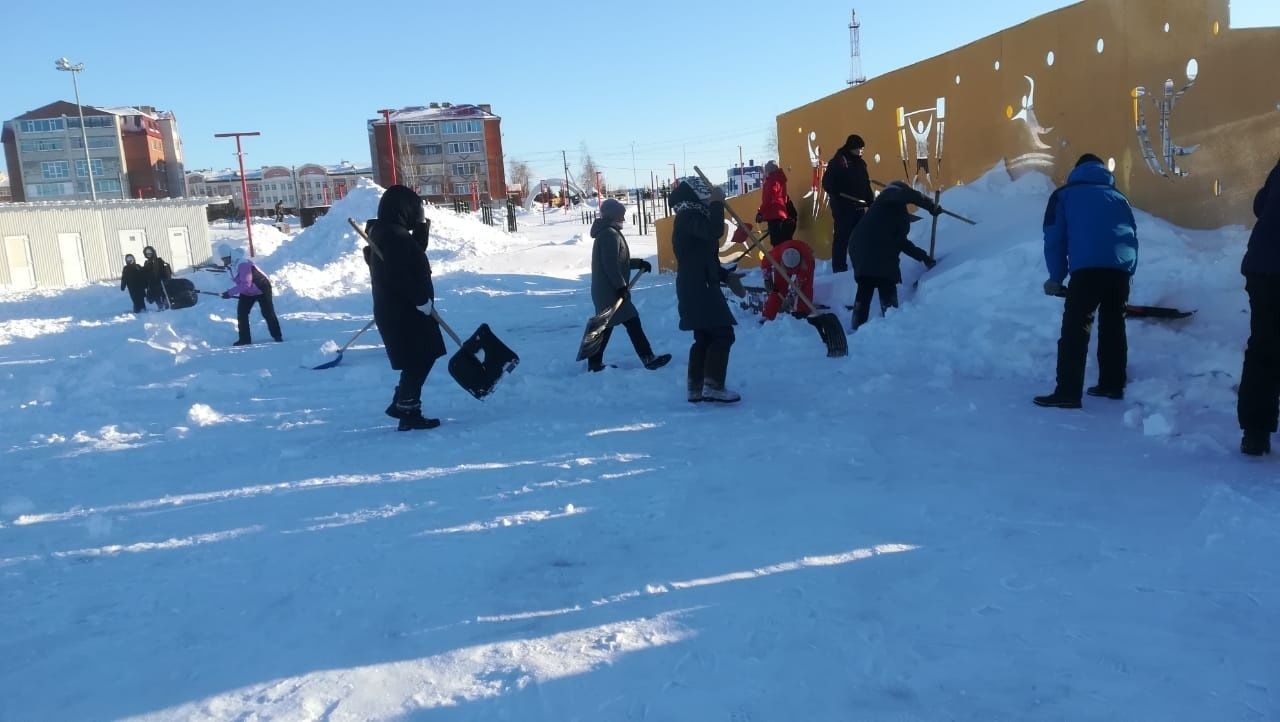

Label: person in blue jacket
[1034,154,1138,409]
[1237,157,1280,455]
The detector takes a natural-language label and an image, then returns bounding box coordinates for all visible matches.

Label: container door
[57,232,88,286]
[3,235,36,290]
[167,226,192,271]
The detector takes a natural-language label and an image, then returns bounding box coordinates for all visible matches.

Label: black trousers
[1055,268,1130,398]
[831,209,863,273]
[1238,274,1280,432]
[147,281,169,310]
[397,356,437,408]
[689,326,735,388]
[589,317,653,368]
[852,276,898,329]
[767,218,796,246]
[128,289,147,313]
[237,291,283,343]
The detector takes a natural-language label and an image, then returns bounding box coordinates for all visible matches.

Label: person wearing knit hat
[1033,153,1138,410]
[755,161,794,246]
[822,133,873,273]
[587,198,671,372]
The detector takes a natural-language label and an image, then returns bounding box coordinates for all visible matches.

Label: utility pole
[562,149,571,214]
[738,145,745,195]
[630,141,638,196]
[378,108,397,185]
[214,131,261,257]
[55,57,97,201]
[669,163,677,186]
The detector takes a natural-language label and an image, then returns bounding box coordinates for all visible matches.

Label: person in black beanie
[588,198,671,372]
[1237,157,1280,455]
[366,185,446,431]
[120,254,148,313]
[822,134,873,273]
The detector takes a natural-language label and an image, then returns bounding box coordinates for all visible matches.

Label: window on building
[74,158,105,178]
[402,122,438,135]
[453,182,471,194]
[453,162,484,176]
[72,136,115,149]
[20,118,66,133]
[20,138,64,152]
[42,161,70,179]
[447,141,484,154]
[66,116,114,129]
[30,182,71,197]
[414,144,442,156]
[442,120,483,134]
[420,183,442,195]
[92,179,123,193]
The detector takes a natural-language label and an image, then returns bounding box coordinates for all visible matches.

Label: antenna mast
[848,9,866,86]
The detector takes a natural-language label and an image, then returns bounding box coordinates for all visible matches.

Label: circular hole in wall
[1213,20,1221,35]
[1046,51,1055,66]
[866,97,875,111]
[1186,58,1199,81]
[1107,157,1117,172]
[874,153,881,163]
[1163,22,1171,33]
[955,74,961,85]
[994,60,1001,71]
[1096,38,1105,53]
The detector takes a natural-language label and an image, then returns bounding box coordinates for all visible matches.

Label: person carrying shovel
[587,198,671,372]
[848,181,939,329]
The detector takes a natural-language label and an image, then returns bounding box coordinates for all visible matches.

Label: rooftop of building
[0,196,229,212]
[8,101,175,122]
[370,103,498,124]
[187,162,373,182]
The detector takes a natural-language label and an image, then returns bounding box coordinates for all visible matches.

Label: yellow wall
[658,0,1279,270]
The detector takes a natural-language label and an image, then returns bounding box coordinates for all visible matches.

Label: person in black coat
[366,185,447,431]
[822,134,873,273]
[847,181,938,329]
[120,254,148,313]
[141,245,172,310]
[672,179,745,403]
[1238,158,1280,455]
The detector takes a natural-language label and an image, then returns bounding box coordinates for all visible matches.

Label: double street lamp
[54,57,97,202]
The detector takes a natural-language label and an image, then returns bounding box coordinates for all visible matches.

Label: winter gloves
[629,259,652,274]
[1044,279,1065,296]
[924,256,938,270]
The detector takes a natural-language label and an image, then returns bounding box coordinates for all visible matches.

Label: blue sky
[5,0,1274,186]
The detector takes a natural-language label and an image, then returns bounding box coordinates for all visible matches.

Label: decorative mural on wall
[1133,59,1200,178]
[1008,76,1057,177]
[896,99,946,190]
[803,131,826,219]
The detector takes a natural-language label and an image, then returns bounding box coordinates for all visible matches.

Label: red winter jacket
[758,170,790,221]
[762,239,815,320]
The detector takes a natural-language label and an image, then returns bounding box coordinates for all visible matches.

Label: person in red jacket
[756,161,795,246]
[761,240,816,320]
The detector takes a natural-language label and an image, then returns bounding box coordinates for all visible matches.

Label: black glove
[924,256,937,269]
[638,260,652,274]
[617,287,630,302]
[1044,279,1065,296]
[220,291,232,299]
[755,212,765,223]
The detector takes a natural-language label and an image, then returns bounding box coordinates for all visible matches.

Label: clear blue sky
[5,0,1273,186]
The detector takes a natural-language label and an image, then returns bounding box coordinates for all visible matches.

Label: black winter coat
[1242,159,1280,276]
[121,263,148,294]
[823,148,873,220]
[367,186,446,372]
[849,182,935,283]
[671,185,734,331]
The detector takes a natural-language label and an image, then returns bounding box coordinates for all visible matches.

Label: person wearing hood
[365,185,445,431]
[218,243,283,347]
[1033,153,1138,409]
[1237,157,1280,455]
[822,134,873,273]
[142,245,172,310]
[756,161,795,245]
[588,198,671,372]
[672,178,745,403]
[120,254,148,313]
[847,180,938,329]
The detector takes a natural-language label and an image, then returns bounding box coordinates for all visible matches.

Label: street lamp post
[378,109,397,186]
[214,131,262,257]
[54,57,96,202]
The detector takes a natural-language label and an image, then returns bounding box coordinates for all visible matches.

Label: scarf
[673,200,709,218]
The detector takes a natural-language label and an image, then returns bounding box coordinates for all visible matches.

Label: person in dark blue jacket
[1034,154,1139,408]
[1237,158,1280,455]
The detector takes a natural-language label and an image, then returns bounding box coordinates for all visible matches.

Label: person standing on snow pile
[364,185,446,431]
[756,161,795,246]
[672,177,746,404]
[218,243,284,347]
[1033,153,1138,410]
[822,134,873,273]
[847,181,938,330]
[120,254,148,313]
[142,245,172,310]
[1237,157,1280,455]
[588,198,672,373]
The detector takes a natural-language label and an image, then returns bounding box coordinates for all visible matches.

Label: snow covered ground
[1,173,1276,721]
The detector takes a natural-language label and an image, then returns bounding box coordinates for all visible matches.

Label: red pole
[378,109,397,186]
[215,131,262,257]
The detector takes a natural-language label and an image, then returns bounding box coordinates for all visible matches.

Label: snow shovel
[693,166,847,358]
[1051,288,1193,320]
[576,270,645,361]
[348,217,519,399]
[868,181,978,225]
[312,319,377,370]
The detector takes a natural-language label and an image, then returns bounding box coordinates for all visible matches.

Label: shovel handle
[433,308,464,347]
[348,217,385,260]
[868,181,977,225]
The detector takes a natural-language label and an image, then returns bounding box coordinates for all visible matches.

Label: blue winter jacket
[1042,162,1139,283]
[1241,160,1280,276]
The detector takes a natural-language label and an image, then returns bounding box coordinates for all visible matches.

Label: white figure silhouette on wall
[802,130,826,219]
[909,116,934,190]
[1013,75,1054,150]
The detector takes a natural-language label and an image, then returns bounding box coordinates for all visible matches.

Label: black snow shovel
[348,217,520,399]
[576,270,646,361]
[1051,288,1194,320]
[694,166,847,358]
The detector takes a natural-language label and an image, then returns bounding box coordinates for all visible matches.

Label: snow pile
[210,219,294,258]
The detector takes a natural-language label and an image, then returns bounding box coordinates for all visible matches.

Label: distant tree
[507,158,532,194]
[766,124,779,156]
[579,142,601,197]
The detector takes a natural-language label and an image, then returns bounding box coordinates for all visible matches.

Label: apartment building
[0,173,10,203]
[186,161,373,215]
[1,101,186,202]
[368,103,506,203]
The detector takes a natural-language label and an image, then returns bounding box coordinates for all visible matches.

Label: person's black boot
[233,339,251,347]
[1241,430,1271,456]
[1087,385,1124,400]
[395,400,440,431]
[641,353,672,370]
[687,378,704,403]
[385,386,403,419]
[1033,392,1082,409]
